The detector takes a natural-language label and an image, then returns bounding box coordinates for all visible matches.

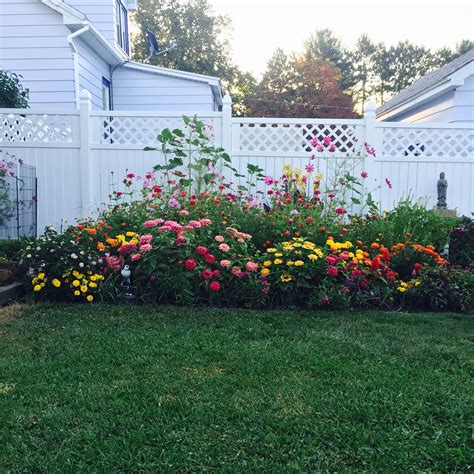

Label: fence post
[79,89,93,218]
[221,93,232,153]
[363,102,380,196]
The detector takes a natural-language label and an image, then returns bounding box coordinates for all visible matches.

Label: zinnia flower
[218,243,230,252]
[131,253,142,262]
[220,260,231,268]
[246,261,258,272]
[139,244,152,252]
[204,254,216,264]
[210,281,220,291]
[201,269,213,280]
[196,246,208,255]
[326,266,338,277]
[214,235,225,243]
[185,259,196,271]
[335,207,346,215]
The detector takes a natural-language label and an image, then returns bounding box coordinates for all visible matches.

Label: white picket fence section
[1,89,473,232]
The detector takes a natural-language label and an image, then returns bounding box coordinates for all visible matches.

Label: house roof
[40,0,223,105]
[376,49,474,119]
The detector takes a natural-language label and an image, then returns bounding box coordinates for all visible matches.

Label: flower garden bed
[18,117,474,312]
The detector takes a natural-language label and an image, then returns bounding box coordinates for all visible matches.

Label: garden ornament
[437,172,447,209]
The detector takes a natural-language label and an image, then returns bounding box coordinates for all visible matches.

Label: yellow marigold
[97,242,105,251]
[261,268,270,277]
[37,273,45,280]
[52,279,61,288]
[263,261,272,267]
[294,260,304,266]
[397,287,407,293]
[414,281,421,287]
[274,259,283,265]
[129,239,139,245]
[302,242,315,250]
[266,248,277,253]
[280,274,292,283]
[275,253,283,257]
[286,261,294,266]
[74,290,81,296]
[315,173,323,180]
[89,275,97,282]
[72,280,80,287]
[80,285,88,293]
[308,254,318,261]
[31,278,38,285]
[117,234,126,243]
[126,231,137,238]
[33,284,42,292]
[86,295,94,302]
[89,282,97,289]
[292,243,302,248]
[106,238,119,247]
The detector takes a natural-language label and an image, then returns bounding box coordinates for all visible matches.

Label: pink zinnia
[214,235,225,243]
[175,236,187,246]
[210,281,220,292]
[139,244,152,252]
[219,243,230,252]
[144,220,159,228]
[220,260,231,268]
[264,175,274,186]
[139,234,153,244]
[131,253,142,262]
[246,261,258,272]
[231,266,242,276]
[204,253,216,265]
[118,242,137,254]
[327,266,338,277]
[201,269,213,280]
[199,218,212,227]
[196,246,208,256]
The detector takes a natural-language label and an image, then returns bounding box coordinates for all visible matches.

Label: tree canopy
[0,71,29,108]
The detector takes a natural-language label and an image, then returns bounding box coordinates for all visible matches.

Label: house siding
[454,75,474,123]
[112,67,216,111]
[0,0,75,109]
[64,0,121,53]
[76,37,111,109]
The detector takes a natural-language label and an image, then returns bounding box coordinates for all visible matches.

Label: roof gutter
[67,25,90,109]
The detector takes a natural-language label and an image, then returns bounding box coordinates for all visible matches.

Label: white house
[377,49,474,123]
[0,0,223,111]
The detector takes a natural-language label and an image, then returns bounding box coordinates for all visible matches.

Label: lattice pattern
[238,122,363,155]
[0,113,75,143]
[98,116,217,146]
[382,127,474,158]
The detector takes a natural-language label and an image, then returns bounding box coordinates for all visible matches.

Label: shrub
[0,71,29,108]
[449,217,474,266]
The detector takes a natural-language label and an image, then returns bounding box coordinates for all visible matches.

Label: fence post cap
[364,102,376,115]
[80,89,92,101]
[222,93,232,106]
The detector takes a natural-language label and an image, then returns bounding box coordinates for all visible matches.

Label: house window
[102,77,111,110]
[116,0,129,54]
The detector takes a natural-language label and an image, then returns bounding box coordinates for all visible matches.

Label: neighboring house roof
[376,49,474,120]
[39,0,223,105]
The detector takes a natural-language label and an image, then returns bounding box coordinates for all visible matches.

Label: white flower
[79,262,84,268]
[80,251,85,255]
[27,254,32,258]
[71,253,78,259]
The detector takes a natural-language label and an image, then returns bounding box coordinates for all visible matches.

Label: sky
[208,0,474,77]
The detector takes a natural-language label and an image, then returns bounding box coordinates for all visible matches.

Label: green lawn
[1,304,472,471]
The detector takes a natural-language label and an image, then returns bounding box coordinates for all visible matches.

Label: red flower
[328,193,335,199]
[335,207,346,215]
[201,269,213,280]
[204,253,216,265]
[210,281,220,291]
[283,231,290,238]
[185,259,196,271]
[196,246,208,256]
[325,256,337,265]
[212,269,220,278]
[370,257,381,271]
[327,266,338,277]
[306,217,314,224]
[380,247,390,262]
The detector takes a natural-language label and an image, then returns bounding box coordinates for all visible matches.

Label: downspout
[67,25,90,109]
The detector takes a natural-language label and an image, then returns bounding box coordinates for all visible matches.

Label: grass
[0,304,472,472]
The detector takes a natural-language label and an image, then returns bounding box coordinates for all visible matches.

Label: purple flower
[305,163,315,173]
[361,171,368,179]
[168,198,181,208]
[364,142,376,157]
[264,175,274,186]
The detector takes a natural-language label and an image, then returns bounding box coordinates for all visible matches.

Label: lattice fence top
[0,113,76,143]
[96,115,219,146]
[236,121,364,155]
[381,126,474,158]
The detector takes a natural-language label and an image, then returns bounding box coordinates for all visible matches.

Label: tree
[0,71,29,108]
[434,40,474,65]
[350,34,376,112]
[304,29,355,91]
[133,0,236,81]
[247,50,357,118]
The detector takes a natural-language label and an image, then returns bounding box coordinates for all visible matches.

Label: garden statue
[120,265,136,300]
[437,172,447,209]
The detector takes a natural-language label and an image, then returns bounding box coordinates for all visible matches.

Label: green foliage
[1,305,472,471]
[0,71,29,108]
[449,217,474,265]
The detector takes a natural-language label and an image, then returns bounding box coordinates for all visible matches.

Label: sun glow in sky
[208,0,474,77]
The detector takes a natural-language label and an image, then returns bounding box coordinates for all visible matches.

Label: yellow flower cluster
[326,237,353,251]
[32,272,46,292]
[66,270,105,302]
[260,238,323,279]
[116,232,139,246]
[397,280,421,293]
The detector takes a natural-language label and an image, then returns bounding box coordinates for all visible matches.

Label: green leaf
[143,146,158,152]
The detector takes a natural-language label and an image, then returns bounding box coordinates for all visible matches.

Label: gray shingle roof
[376,49,474,116]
